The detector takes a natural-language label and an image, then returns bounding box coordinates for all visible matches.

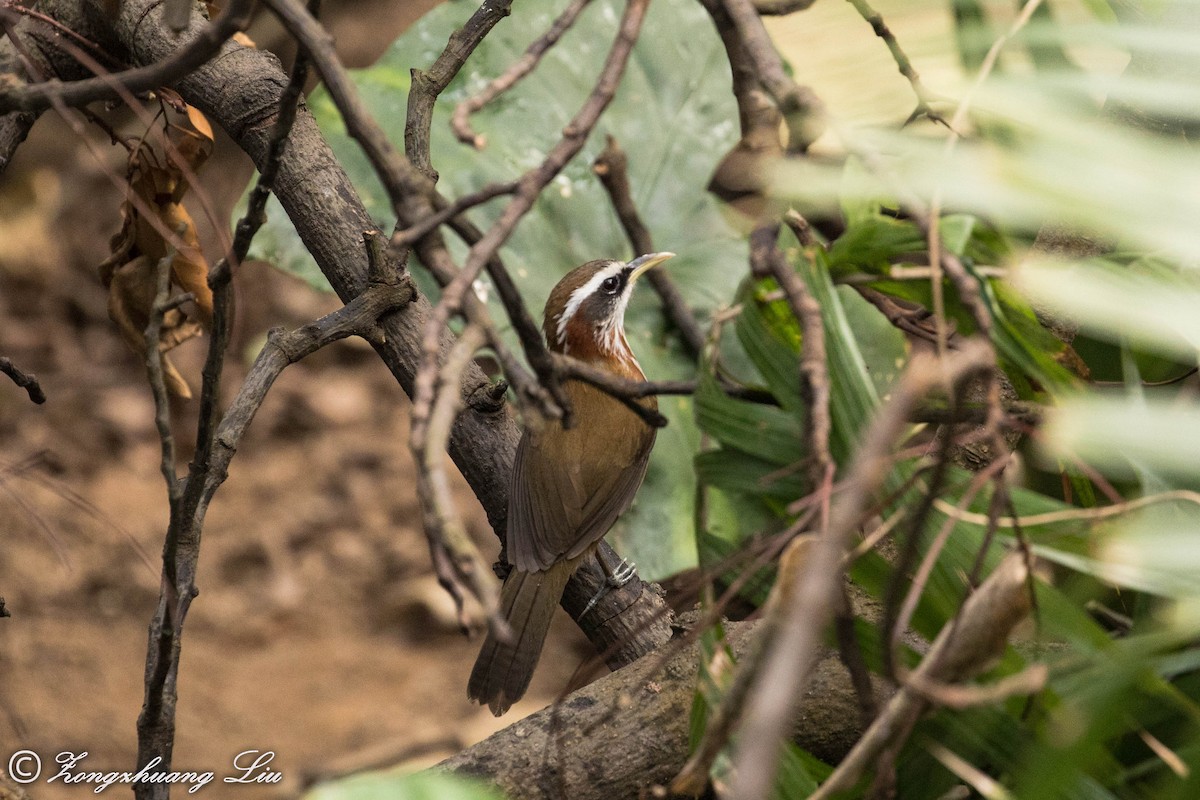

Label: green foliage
[304,771,506,800]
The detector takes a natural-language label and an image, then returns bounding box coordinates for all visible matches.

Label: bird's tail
[467,561,575,716]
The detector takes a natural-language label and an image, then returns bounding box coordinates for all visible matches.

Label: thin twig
[451,0,594,148]
[392,180,519,246]
[414,0,652,440]
[729,342,994,800]
[133,10,323,791]
[752,223,834,527]
[144,239,183,504]
[845,0,946,124]
[752,0,817,13]
[0,357,46,404]
[551,353,670,428]
[923,0,1044,396]
[810,552,1037,800]
[593,135,706,356]
[889,453,1010,681]
[410,323,505,634]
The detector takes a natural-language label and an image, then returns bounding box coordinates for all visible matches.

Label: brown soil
[0,12,594,795]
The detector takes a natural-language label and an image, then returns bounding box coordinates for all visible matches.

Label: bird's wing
[506,391,656,574]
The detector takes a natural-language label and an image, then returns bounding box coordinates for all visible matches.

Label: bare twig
[414,0,651,441]
[134,12,325,792]
[728,341,994,800]
[752,0,817,13]
[407,0,515,180]
[410,323,504,634]
[144,241,184,504]
[752,223,833,523]
[809,551,1037,800]
[551,353,670,428]
[593,135,706,356]
[392,181,519,246]
[717,0,825,152]
[0,357,46,404]
[921,0,1043,370]
[451,0,594,148]
[845,0,946,124]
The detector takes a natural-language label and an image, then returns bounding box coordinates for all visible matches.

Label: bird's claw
[581,559,637,618]
[609,558,636,588]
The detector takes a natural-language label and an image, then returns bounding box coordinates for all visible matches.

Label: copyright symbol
[7,750,41,784]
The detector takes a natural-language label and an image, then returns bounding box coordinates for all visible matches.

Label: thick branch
[0,0,254,113]
[438,621,872,799]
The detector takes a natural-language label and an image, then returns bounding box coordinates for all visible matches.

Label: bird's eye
[601,276,621,294]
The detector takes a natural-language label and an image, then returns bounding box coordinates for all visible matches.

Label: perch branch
[441,621,873,800]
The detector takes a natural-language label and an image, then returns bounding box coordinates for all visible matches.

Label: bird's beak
[628,252,675,282]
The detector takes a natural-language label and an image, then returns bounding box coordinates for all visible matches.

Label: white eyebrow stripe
[554,260,625,345]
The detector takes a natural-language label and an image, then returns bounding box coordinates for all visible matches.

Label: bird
[467,251,674,716]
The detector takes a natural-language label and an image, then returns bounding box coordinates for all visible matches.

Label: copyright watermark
[6,749,281,794]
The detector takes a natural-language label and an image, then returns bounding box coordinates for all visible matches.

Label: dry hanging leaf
[97,105,218,399]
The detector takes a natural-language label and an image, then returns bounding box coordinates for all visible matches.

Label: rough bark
[438,621,874,799]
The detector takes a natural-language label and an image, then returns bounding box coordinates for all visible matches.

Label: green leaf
[1043,398,1200,485]
[694,371,803,467]
[304,771,506,800]
[1018,257,1200,363]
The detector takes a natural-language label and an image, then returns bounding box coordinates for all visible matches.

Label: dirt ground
[0,7,596,796]
[0,154,595,800]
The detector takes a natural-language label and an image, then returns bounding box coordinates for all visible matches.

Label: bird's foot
[581,559,637,618]
[609,557,636,588]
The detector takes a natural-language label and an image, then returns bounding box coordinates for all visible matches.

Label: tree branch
[593,135,707,357]
[451,0,595,148]
[406,0,514,180]
[0,357,46,404]
[439,620,873,799]
[0,0,255,114]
